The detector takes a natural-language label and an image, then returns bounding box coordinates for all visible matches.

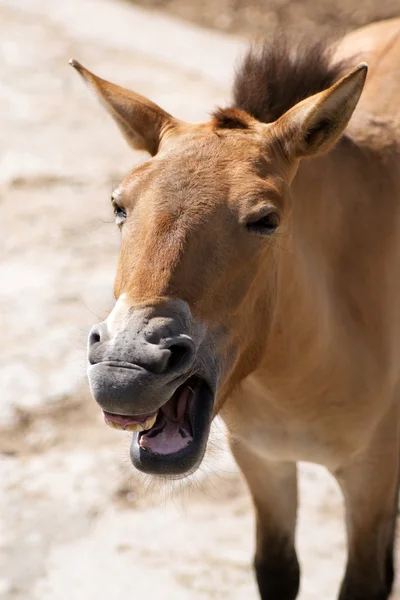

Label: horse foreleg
[334,418,400,600]
[230,436,300,600]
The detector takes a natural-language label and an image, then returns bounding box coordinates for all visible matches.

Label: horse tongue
[139,385,192,455]
[139,419,191,454]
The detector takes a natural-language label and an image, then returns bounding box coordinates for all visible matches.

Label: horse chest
[223,375,380,468]
[229,408,337,465]
[242,416,337,465]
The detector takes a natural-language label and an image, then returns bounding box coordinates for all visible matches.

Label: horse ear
[273,63,368,159]
[69,60,180,156]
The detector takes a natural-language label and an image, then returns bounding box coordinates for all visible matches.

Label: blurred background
[1,0,399,599]
[133,0,400,36]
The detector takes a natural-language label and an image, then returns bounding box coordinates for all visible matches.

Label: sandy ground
[128,0,400,38]
[1,1,399,599]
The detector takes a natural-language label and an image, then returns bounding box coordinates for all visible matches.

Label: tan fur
[71,19,400,599]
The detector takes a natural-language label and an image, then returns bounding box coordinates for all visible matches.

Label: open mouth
[103,377,214,476]
[103,379,195,454]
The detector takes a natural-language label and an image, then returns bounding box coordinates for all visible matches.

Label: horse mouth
[103,377,214,476]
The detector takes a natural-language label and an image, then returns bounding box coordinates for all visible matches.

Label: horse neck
[266,139,364,371]
[266,134,399,378]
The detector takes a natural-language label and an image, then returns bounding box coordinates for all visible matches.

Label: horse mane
[214,36,352,128]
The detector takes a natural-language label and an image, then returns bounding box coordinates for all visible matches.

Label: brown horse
[71,17,400,600]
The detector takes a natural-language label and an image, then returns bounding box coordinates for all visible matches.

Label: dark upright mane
[230,36,350,125]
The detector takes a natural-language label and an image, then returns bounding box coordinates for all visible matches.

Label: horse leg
[230,437,300,600]
[334,421,400,600]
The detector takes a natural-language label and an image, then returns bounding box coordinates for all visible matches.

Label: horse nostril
[88,325,104,348]
[91,331,101,344]
[168,344,188,370]
[165,338,195,372]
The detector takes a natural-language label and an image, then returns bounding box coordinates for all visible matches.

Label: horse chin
[129,378,215,478]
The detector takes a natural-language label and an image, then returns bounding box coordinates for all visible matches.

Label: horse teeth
[104,413,158,432]
[105,419,124,430]
[126,423,145,432]
[143,414,158,430]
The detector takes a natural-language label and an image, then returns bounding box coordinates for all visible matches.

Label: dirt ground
[1,0,400,599]
[128,0,400,38]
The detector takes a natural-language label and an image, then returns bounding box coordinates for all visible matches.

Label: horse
[70,17,400,600]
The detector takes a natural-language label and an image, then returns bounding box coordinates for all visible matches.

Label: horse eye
[246,212,280,235]
[113,202,127,226]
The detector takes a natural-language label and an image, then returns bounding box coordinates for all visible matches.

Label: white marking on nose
[106,293,133,336]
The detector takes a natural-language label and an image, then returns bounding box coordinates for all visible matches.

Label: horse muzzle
[87,295,216,476]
